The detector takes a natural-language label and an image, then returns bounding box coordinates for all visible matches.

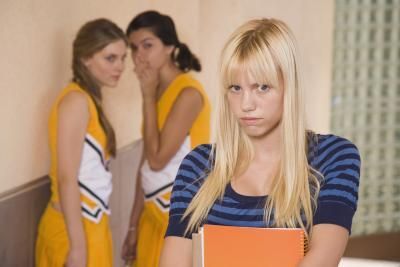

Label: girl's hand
[121,228,138,264]
[134,57,159,99]
[65,247,87,267]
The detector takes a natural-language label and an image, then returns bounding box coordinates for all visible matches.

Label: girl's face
[83,39,127,88]
[226,69,284,139]
[128,28,174,70]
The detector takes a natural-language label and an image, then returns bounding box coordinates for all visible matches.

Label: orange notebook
[192,224,307,267]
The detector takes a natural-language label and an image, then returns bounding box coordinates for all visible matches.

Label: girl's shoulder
[173,144,213,189]
[171,73,204,93]
[55,82,91,105]
[180,144,213,176]
[308,132,361,187]
[308,133,360,166]
[309,132,357,148]
[51,83,88,114]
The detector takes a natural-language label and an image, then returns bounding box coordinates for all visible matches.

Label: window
[385,9,392,23]
[396,112,400,124]
[369,48,375,60]
[381,84,388,97]
[395,130,400,141]
[383,47,390,60]
[380,130,387,142]
[332,0,400,235]
[370,9,376,22]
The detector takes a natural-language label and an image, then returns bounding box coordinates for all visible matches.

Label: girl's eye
[258,84,270,92]
[143,43,153,49]
[106,55,116,62]
[229,85,241,92]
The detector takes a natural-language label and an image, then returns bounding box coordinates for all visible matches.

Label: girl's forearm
[58,178,87,250]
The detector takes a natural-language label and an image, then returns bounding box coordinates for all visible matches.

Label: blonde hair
[183,18,320,237]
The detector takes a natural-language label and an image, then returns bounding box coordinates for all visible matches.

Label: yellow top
[48,82,112,223]
[140,73,211,204]
[156,72,210,148]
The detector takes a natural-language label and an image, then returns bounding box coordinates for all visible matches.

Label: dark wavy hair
[126,10,201,72]
[72,18,128,157]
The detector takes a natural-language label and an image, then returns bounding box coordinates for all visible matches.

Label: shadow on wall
[109,140,143,267]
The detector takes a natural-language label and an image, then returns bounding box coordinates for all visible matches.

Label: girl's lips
[240,117,262,125]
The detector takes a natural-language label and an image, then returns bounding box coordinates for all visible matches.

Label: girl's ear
[166,45,175,56]
[81,57,92,68]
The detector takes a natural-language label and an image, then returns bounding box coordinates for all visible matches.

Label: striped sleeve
[165,144,212,239]
[313,135,361,233]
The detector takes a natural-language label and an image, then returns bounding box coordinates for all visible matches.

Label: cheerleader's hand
[65,247,87,267]
[121,227,138,264]
[134,56,159,100]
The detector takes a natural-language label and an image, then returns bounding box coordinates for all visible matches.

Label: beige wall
[0,0,334,193]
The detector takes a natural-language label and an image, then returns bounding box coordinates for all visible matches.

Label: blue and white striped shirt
[166,134,361,238]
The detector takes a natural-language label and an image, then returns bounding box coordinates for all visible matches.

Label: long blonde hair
[183,18,320,237]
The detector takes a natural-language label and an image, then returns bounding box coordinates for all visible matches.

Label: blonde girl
[160,18,360,267]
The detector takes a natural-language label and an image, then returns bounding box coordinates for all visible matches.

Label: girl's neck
[157,62,183,98]
[250,122,282,162]
[232,124,283,196]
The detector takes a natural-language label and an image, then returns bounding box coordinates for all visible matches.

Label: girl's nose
[241,90,256,112]
[116,60,125,72]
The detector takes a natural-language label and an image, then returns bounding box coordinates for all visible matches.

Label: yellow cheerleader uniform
[134,73,210,267]
[36,82,113,267]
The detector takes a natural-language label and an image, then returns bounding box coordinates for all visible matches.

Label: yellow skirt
[133,201,169,267]
[35,204,113,267]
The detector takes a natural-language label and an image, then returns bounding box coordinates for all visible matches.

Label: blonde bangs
[221,32,281,91]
